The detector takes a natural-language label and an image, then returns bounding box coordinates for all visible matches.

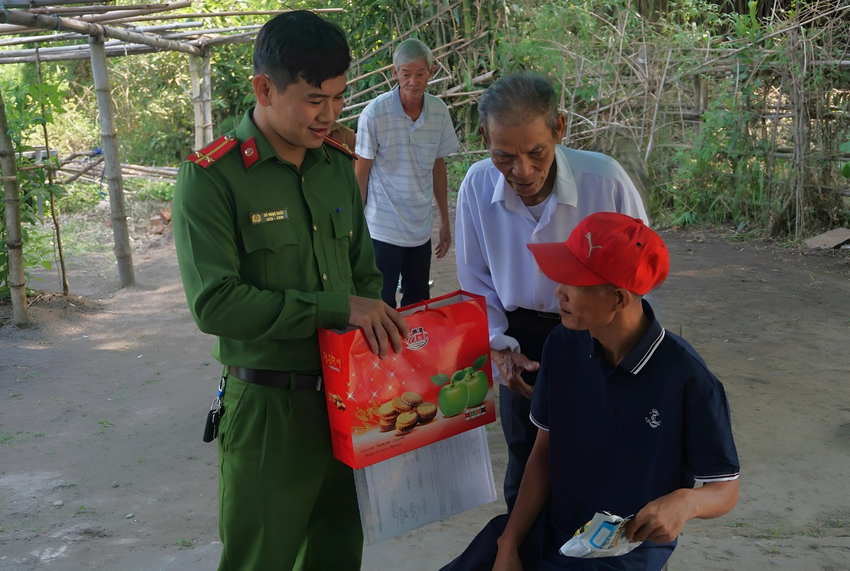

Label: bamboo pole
[0,1,193,35]
[0,8,202,55]
[201,50,213,145]
[0,45,168,63]
[188,55,204,151]
[0,22,203,47]
[192,30,258,47]
[3,0,110,7]
[98,8,346,26]
[28,3,189,15]
[0,90,30,328]
[89,35,134,288]
[34,47,69,297]
[644,48,672,163]
[565,59,584,144]
[60,156,103,184]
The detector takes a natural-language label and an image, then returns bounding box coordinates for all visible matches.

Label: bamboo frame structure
[0,3,353,318]
[0,1,192,35]
[0,8,202,54]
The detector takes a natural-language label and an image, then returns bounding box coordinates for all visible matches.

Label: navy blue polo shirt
[529,301,740,570]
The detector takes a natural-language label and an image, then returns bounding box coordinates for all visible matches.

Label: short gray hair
[478,73,560,138]
[393,38,434,69]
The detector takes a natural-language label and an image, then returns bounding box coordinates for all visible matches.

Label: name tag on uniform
[250,209,288,224]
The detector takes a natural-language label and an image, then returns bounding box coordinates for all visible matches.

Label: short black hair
[478,73,560,138]
[253,11,351,92]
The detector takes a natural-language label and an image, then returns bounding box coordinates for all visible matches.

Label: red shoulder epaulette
[324,135,358,160]
[187,134,238,168]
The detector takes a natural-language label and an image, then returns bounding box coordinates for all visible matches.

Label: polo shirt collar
[235,108,330,170]
[391,86,430,125]
[616,300,666,375]
[490,145,579,209]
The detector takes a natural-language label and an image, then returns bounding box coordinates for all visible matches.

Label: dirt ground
[2,215,850,571]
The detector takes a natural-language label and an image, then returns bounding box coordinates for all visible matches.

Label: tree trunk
[0,90,31,328]
[201,50,213,145]
[89,34,135,287]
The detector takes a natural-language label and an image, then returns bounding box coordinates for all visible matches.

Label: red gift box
[319,291,497,469]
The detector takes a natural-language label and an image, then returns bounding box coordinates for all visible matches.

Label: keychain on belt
[203,369,226,443]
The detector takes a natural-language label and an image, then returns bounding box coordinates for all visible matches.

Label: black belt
[227,366,323,391]
[509,307,560,321]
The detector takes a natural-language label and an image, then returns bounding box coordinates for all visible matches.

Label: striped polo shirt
[356,86,459,247]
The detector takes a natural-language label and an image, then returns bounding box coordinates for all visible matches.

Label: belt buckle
[537,310,558,319]
[315,376,323,391]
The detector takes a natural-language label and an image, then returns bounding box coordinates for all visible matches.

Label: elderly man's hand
[624,489,694,544]
[492,545,523,571]
[491,348,538,399]
[435,219,451,258]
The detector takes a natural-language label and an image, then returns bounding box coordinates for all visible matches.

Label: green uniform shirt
[172,109,382,373]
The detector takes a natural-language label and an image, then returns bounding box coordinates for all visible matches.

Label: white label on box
[354,426,497,544]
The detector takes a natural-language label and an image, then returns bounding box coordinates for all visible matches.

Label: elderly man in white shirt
[355,39,460,308]
[456,73,648,512]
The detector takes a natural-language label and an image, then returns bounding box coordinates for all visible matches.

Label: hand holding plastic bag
[559,512,642,558]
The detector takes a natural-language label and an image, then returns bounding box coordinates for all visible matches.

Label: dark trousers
[439,510,672,570]
[500,308,561,512]
[372,238,431,309]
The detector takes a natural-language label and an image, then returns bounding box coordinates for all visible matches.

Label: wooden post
[201,50,213,145]
[0,90,31,328]
[189,54,204,150]
[89,34,135,287]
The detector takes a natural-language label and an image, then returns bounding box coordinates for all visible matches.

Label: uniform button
[349,230,353,237]
[313,224,318,231]
[302,176,305,183]
[322,273,328,281]
[538,304,544,309]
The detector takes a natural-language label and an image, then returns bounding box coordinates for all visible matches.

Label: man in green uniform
[172,11,408,570]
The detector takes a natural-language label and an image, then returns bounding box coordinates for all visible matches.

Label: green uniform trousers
[217,374,363,570]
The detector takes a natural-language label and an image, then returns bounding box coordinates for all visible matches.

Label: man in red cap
[441,212,740,571]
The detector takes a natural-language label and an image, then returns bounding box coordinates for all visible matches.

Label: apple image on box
[432,354,489,417]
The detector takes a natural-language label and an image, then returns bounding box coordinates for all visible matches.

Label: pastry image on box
[319,291,497,469]
[416,402,437,424]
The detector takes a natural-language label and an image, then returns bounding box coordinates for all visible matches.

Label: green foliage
[498,0,850,235]
[0,80,68,298]
[446,155,477,195]
[666,73,776,228]
[127,179,174,203]
[841,142,850,179]
[60,182,104,214]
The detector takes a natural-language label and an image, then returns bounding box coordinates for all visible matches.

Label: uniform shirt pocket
[331,212,353,284]
[239,223,301,291]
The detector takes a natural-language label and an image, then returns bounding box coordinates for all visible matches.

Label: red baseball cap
[527,212,669,295]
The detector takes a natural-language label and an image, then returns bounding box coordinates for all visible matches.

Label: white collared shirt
[456,145,648,356]
[356,87,460,247]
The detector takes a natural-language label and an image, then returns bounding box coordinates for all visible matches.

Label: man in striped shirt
[355,39,459,308]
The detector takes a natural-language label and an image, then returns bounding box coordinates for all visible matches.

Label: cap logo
[586,233,602,258]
